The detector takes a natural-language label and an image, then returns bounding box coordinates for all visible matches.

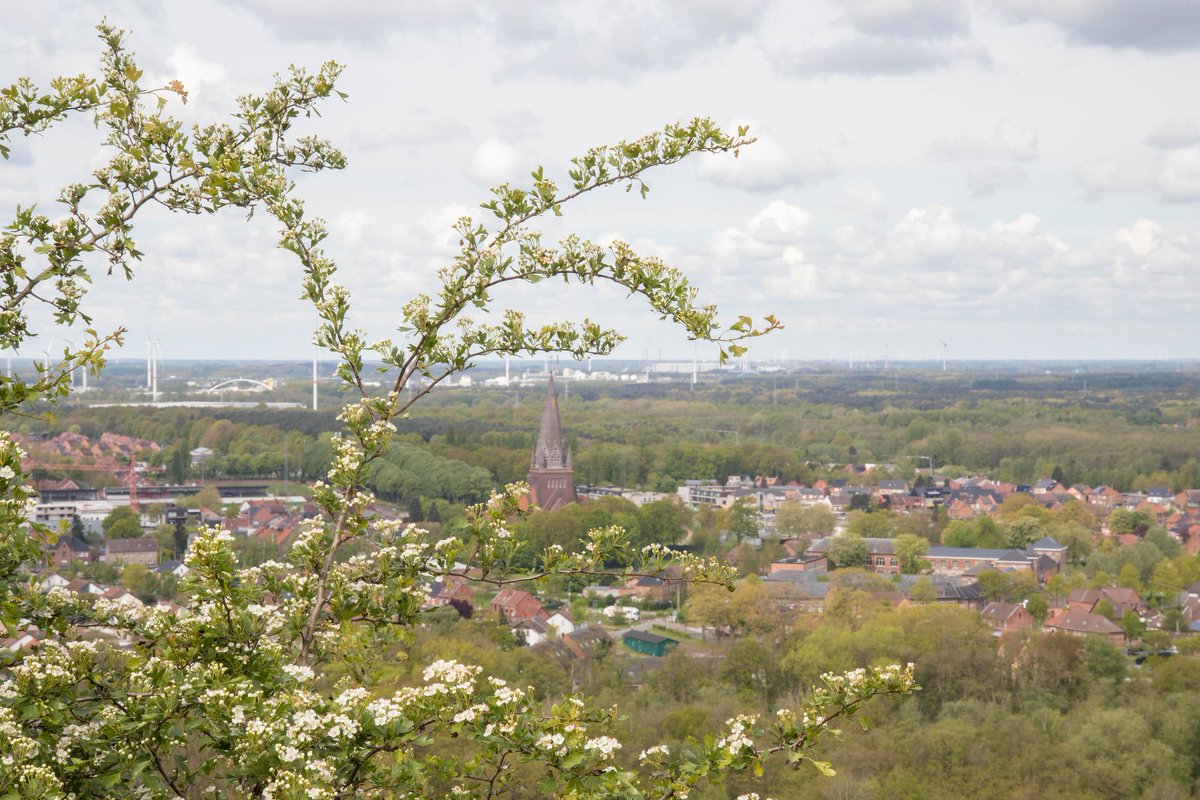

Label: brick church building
[527,373,578,511]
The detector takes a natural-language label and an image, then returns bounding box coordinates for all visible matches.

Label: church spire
[527,372,578,511]
[531,372,569,470]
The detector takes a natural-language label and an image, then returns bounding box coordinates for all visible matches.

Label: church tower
[527,373,578,511]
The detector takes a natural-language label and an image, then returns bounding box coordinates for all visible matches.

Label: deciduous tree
[101,506,141,539]
[894,533,929,574]
[829,533,869,570]
[774,502,835,540]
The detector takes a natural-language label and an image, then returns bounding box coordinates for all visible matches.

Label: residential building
[49,535,94,567]
[980,602,1034,634]
[104,537,159,567]
[1044,608,1124,643]
[490,587,547,624]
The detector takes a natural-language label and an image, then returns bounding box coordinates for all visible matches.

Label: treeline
[22,374,1200,497]
[400,382,1200,492]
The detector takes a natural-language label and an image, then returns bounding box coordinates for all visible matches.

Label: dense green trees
[513,496,685,564]
[828,533,869,569]
[774,503,836,539]
[894,533,929,573]
[101,506,141,539]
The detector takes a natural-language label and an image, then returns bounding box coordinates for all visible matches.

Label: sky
[4,0,1200,365]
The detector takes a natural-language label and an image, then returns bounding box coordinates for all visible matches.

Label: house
[1032,479,1065,496]
[101,586,144,607]
[980,602,1034,634]
[425,578,474,610]
[1174,490,1200,512]
[155,560,190,579]
[561,625,611,660]
[50,535,94,567]
[623,575,673,602]
[545,609,575,636]
[37,571,71,591]
[1067,587,1146,619]
[104,537,160,567]
[582,584,634,600]
[490,587,547,624]
[514,617,552,646]
[622,630,678,657]
[1088,486,1124,509]
[1044,609,1124,643]
[66,578,106,596]
[1030,536,1068,565]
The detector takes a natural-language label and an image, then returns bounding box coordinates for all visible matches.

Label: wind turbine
[146,334,161,403]
[935,337,948,372]
[41,335,57,381]
[60,336,87,392]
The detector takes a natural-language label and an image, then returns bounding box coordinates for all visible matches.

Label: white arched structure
[201,378,273,394]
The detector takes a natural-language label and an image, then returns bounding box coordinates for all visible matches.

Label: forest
[385,587,1200,800]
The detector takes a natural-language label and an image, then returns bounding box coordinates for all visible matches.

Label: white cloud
[498,0,770,79]
[341,113,470,155]
[775,38,990,77]
[216,0,481,45]
[1076,146,1200,202]
[1145,119,1200,149]
[985,0,1200,52]
[466,139,529,186]
[746,200,812,243]
[167,43,228,89]
[839,0,970,39]
[930,122,1038,162]
[966,165,1027,196]
[1158,148,1200,201]
[840,182,889,220]
[697,132,839,192]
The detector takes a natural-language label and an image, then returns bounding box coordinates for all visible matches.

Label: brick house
[1067,587,1146,619]
[50,535,94,567]
[426,578,475,610]
[980,601,1034,634]
[490,587,547,624]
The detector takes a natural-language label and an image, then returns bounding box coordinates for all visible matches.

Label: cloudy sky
[4,0,1200,364]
